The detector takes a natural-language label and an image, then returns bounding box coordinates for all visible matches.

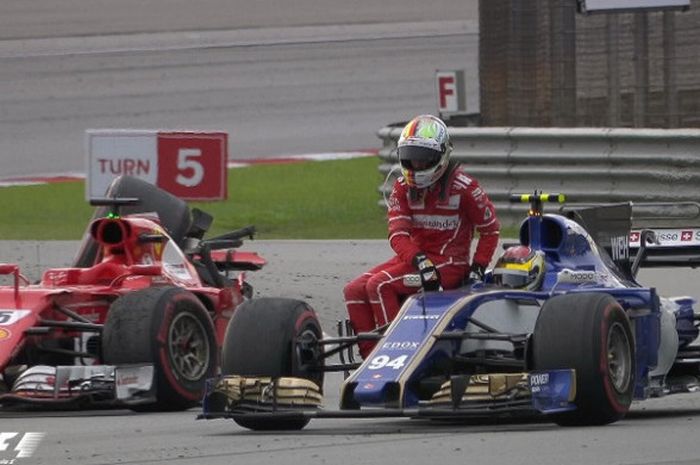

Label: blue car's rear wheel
[532,292,635,426]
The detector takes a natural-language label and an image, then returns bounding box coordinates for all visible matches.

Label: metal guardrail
[377,125,700,227]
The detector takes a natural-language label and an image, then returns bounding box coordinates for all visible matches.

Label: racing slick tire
[221,297,323,431]
[103,287,217,411]
[532,292,635,426]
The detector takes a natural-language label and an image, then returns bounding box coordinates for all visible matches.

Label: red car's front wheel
[103,286,217,411]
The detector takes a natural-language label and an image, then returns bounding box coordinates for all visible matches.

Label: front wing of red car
[0,364,155,407]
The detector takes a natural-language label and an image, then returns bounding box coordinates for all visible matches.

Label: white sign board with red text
[85,130,227,201]
[435,70,466,117]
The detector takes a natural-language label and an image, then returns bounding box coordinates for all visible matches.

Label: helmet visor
[493,269,529,288]
[398,145,443,171]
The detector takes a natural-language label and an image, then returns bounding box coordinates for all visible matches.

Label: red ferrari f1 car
[0,175,265,410]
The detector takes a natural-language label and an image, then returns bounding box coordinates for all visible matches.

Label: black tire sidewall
[595,302,635,414]
[290,307,324,388]
[150,289,218,404]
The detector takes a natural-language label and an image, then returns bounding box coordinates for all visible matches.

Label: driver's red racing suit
[344,166,500,358]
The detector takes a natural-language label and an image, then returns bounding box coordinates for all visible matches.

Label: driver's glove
[412,253,441,292]
[467,262,486,284]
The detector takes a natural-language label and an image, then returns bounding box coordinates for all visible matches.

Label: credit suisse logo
[630,229,699,246]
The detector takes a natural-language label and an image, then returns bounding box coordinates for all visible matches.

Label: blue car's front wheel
[221,297,324,431]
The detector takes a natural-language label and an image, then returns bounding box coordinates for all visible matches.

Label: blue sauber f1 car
[200,193,700,430]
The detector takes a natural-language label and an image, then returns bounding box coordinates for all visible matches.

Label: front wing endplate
[203,376,323,416]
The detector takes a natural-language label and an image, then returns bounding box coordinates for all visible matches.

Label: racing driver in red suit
[344,114,500,358]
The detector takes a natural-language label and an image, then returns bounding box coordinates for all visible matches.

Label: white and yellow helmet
[398,115,452,189]
[492,246,546,291]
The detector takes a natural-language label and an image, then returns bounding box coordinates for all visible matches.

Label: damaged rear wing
[564,201,700,270]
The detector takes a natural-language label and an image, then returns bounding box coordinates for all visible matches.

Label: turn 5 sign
[85,130,228,200]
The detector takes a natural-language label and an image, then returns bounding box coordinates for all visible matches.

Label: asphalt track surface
[0,0,479,178]
[3,2,700,464]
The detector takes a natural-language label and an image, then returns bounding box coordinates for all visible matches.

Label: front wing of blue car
[199,369,576,422]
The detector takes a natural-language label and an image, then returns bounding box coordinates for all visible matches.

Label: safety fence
[377,125,700,227]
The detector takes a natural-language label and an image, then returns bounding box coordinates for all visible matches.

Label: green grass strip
[0,157,389,240]
[0,157,516,240]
